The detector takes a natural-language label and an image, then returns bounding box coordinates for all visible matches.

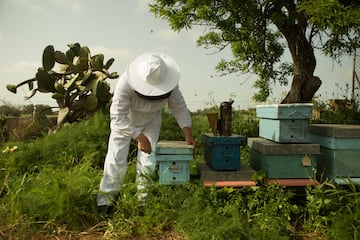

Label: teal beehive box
[307,124,360,183]
[201,133,243,170]
[156,141,194,185]
[256,104,313,143]
[248,137,320,179]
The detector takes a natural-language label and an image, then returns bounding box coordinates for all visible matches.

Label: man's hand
[183,127,196,146]
[136,133,152,154]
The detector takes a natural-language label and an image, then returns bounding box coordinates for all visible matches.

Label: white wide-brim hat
[127,52,180,96]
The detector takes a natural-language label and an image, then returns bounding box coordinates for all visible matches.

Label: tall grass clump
[7,161,100,228]
[175,184,299,240]
[304,181,360,239]
[1,112,110,176]
[0,113,110,236]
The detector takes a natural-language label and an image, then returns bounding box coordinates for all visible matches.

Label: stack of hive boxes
[155,141,194,185]
[248,104,320,183]
[307,124,360,184]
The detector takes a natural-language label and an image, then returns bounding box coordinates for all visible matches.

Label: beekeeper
[97,52,196,213]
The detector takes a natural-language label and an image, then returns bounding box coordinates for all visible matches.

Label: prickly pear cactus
[6,43,119,130]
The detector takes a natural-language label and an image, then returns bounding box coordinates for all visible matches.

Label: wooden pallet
[197,162,257,187]
[198,162,320,187]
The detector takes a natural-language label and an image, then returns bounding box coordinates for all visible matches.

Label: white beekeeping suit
[97,52,196,212]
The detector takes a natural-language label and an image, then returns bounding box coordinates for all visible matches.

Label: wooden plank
[203,181,257,187]
[197,162,255,181]
[266,178,319,186]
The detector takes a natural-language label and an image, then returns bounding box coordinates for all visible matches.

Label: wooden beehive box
[256,104,313,143]
[307,124,360,183]
[201,133,243,171]
[156,141,194,185]
[248,137,320,179]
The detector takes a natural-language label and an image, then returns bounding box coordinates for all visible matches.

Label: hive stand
[197,162,257,187]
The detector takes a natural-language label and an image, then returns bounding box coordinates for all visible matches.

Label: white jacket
[109,73,192,139]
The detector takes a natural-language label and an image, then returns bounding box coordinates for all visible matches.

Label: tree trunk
[274,9,322,103]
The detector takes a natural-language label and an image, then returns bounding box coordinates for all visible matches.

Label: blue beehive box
[201,133,243,171]
[156,141,194,185]
[256,103,313,143]
[307,124,360,183]
[248,137,320,179]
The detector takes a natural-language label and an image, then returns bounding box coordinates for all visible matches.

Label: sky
[0,0,356,112]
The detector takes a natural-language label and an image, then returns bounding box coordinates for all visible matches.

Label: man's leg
[97,131,131,208]
[136,113,161,201]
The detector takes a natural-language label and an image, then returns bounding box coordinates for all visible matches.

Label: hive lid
[256,103,313,119]
[156,141,194,155]
[308,124,360,138]
[248,137,320,155]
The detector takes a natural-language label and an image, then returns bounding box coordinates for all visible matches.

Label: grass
[1,112,360,239]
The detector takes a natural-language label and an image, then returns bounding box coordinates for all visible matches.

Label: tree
[150,0,360,103]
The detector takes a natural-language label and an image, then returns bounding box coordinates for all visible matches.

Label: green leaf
[42,45,55,71]
[96,81,111,103]
[78,46,91,71]
[67,43,81,55]
[6,84,17,93]
[85,94,98,110]
[108,72,119,79]
[54,81,66,94]
[78,46,90,58]
[36,69,56,92]
[52,92,65,100]
[91,54,104,71]
[54,51,70,64]
[66,49,75,63]
[104,58,115,70]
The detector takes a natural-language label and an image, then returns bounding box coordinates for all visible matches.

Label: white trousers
[97,113,161,206]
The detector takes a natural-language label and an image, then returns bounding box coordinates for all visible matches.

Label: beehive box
[248,137,320,179]
[201,133,243,171]
[259,118,309,143]
[256,103,313,119]
[156,141,194,185]
[256,104,313,143]
[307,124,360,181]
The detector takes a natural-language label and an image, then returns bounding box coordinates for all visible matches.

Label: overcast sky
[0,0,355,111]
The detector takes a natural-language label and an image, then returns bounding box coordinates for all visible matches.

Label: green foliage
[304,182,360,239]
[6,43,119,130]
[299,0,360,60]
[159,109,184,141]
[150,0,360,102]
[0,114,8,144]
[232,108,259,140]
[175,184,297,240]
[0,113,110,236]
[7,161,100,229]
[0,104,21,117]
[2,109,360,239]
[312,96,360,124]
[0,112,110,176]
